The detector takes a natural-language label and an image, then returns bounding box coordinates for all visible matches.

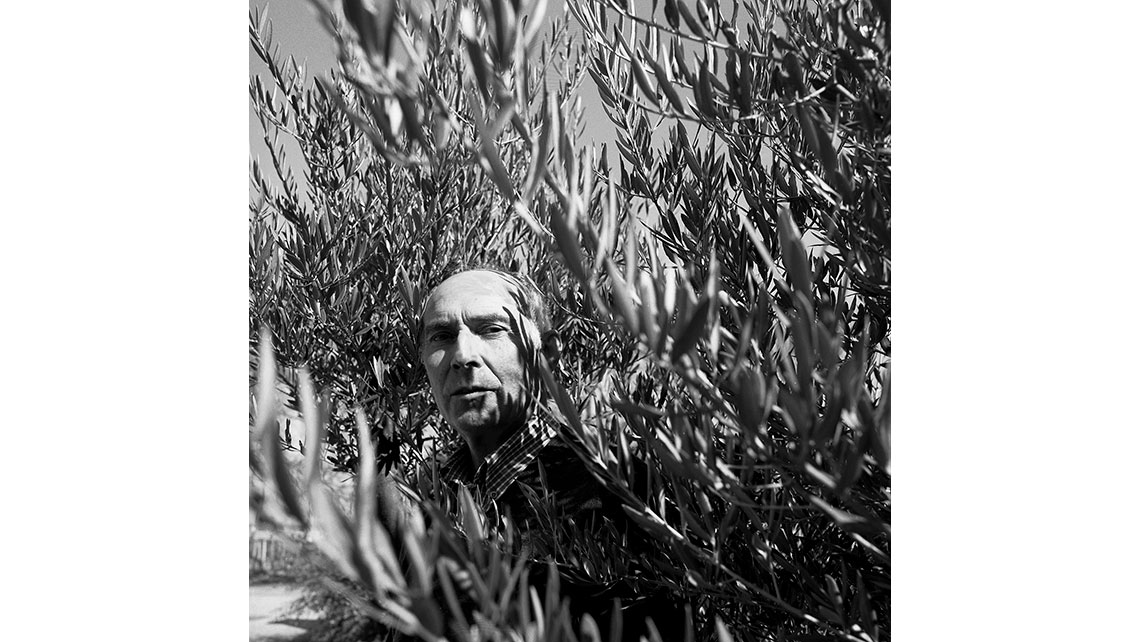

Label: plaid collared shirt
[437,412,559,503]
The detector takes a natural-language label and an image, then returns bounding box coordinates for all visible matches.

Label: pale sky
[249,0,616,195]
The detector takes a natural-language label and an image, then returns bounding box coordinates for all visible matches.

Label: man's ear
[540,329,562,367]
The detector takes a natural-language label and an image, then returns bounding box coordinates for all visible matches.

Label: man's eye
[480,325,507,336]
[429,331,454,342]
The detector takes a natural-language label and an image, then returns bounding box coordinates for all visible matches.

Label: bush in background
[250,0,890,639]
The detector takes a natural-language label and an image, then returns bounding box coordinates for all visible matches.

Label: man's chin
[449,407,528,436]
[450,413,498,437]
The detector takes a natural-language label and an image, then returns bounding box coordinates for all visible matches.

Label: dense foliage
[250,0,890,640]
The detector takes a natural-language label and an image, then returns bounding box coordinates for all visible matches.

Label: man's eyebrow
[472,312,512,323]
[422,313,513,333]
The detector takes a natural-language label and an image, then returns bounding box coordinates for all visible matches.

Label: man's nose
[450,330,481,370]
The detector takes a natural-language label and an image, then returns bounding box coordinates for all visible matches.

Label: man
[374,267,607,529]
[415,268,605,526]
[378,267,677,639]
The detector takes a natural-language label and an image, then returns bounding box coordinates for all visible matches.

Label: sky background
[249,0,615,195]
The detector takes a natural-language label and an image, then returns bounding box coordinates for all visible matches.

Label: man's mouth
[451,386,494,398]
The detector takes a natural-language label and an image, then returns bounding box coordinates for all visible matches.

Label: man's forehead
[422,271,526,319]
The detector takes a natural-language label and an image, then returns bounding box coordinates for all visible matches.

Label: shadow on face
[418,271,553,459]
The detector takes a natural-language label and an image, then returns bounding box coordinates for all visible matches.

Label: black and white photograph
[248,1,890,640]
[12,2,1140,641]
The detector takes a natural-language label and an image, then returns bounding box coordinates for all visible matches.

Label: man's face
[419,271,541,443]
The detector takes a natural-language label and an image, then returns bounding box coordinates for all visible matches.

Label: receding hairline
[415,268,551,345]
[438,268,522,289]
[421,270,525,310]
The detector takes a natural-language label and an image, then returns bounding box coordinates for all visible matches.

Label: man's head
[417,269,560,461]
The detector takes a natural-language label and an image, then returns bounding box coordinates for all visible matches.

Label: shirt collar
[438,409,558,501]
